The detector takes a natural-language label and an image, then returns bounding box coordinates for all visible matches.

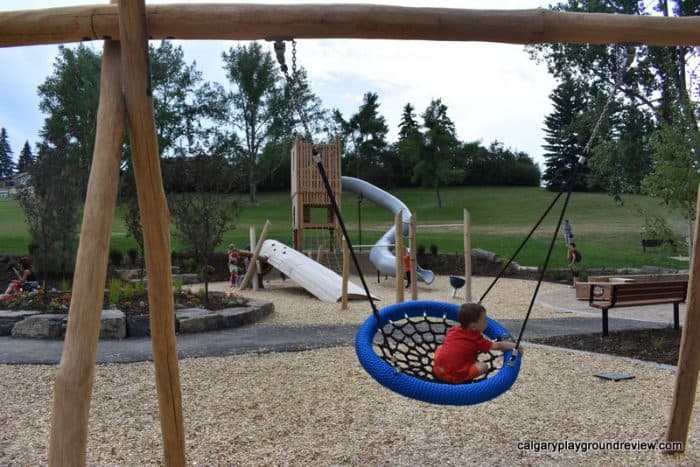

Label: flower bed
[0,289,248,315]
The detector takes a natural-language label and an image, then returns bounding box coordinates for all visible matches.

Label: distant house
[0,172,29,198]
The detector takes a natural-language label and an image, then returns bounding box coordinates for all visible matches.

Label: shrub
[109,249,124,267]
[59,278,71,292]
[173,278,184,295]
[133,280,145,296]
[108,278,122,305]
[183,257,197,273]
[417,244,426,257]
[127,248,139,265]
[429,244,439,256]
[121,282,134,300]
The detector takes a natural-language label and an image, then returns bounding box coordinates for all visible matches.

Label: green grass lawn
[0,186,689,270]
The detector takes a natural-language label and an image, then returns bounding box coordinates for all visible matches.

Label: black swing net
[273,38,633,385]
[373,313,502,383]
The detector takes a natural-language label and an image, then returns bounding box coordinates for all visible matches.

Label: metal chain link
[277,40,315,145]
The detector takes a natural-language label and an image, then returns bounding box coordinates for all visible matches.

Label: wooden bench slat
[590,298,684,309]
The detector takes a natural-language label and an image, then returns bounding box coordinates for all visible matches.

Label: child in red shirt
[403,248,411,288]
[433,303,522,384]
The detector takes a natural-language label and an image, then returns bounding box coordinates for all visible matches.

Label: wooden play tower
[291,136,342,252]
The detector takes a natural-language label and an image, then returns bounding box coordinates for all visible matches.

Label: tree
[38,45,101,195]
[541,77,593,190]
[221,42,282,203]
[18,141,81,286]
[642,108,700,253]
[414,99,460,207]
[168,154,241,306]
[123,200,145,277]
[0,128,15,177]
[335,92,390,181]
[588,104,655,197]
[150,41,207,158]
[393,102,423,187]
[16,141,35,173]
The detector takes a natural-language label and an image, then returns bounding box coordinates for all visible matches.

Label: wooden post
[665,185,700,451]
[316,244,324,263]
[341,237,349,310]
[409,214,418,300]
[249,226,258,292]
[48,30,125,466]
[395,210,404,303]
[239,220,271,291]
[464,209,472,302]
[117,1,185,465]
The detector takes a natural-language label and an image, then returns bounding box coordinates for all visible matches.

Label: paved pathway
[1,285,679,364]
[0,317,667,365]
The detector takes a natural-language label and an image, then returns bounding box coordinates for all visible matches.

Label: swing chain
[273,39,315,145]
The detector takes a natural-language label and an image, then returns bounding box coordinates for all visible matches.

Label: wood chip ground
[2,276,697,464]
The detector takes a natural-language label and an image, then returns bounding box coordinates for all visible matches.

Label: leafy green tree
[588,104,655,197]
[0,128,14,177]
[168,154,241,305]
[458,141,540,186]
[150,41,206,157]
[18,141,81,285]
[16,141,35,173]
[38,45,101,194]
[642,108,700,251]
[221,42,282,203]
[414,99,460,207]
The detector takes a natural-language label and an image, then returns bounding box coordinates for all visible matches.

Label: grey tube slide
[342,176,435,285]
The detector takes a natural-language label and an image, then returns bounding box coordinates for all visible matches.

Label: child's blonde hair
[458,303,485,328]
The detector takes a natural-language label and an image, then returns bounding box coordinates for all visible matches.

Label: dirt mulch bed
[0,290,248,315]
[531,327,681,365]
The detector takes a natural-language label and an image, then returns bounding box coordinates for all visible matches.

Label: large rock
[12,314,66,339]
[0,310,41,336]
[126,314,151,338]
[100,309,126,339]
[176,308,223,334]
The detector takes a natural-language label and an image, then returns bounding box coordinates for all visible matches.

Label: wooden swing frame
[2,2,700,465]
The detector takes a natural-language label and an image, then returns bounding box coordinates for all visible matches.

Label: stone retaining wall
[0,299,273,340]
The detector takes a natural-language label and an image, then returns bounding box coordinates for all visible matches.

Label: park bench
[641,238,676,252]
[587,280,687,336]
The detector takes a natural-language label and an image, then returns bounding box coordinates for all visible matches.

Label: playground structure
[291,137,342,253]
[2,3,700,465]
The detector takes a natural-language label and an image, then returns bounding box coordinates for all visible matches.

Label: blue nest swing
[355,301,522,406]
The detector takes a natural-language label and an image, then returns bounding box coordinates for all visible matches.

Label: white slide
[260,239,378,303]
[342,176,435,284]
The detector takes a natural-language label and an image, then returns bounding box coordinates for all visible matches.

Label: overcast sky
[0,0,557,169]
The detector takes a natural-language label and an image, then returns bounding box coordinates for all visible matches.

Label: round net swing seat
[355,301,522,406]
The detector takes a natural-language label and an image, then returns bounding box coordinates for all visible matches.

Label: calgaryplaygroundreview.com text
[517,440,683,453]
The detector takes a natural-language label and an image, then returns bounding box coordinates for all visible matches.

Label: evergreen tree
[541,77,591,190]
[414,99,460,207]
[0,128,15,177]
[389,103,421,187]
[398,103,418,139]
[16,141,35,173]
[335,92,389,181]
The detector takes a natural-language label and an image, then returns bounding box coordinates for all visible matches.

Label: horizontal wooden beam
[1,4,700,48]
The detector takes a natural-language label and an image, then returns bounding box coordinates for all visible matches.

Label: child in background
[403,248,411,288]
[433,303,522,384]
[228,244,240,287]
